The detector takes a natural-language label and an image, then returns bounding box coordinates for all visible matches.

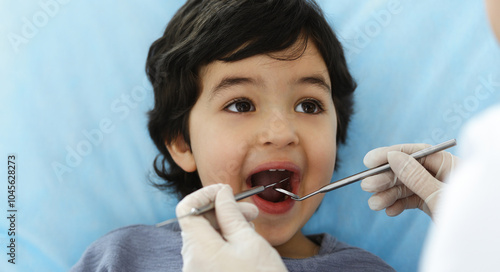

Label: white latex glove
[360,143,458,218]
[177,184,288,272]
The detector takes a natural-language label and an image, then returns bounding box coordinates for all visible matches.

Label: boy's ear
[165,136,197,173]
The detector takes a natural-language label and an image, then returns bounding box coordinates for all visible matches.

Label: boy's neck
[274,231,320,259]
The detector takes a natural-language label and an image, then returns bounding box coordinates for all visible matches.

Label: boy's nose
[257,110,299,148]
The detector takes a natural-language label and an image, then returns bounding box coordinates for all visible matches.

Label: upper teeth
[269,169,286,172]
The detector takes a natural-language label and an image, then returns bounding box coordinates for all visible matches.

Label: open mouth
[249,169,294,202]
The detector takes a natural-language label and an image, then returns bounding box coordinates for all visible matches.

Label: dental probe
[156,177,290,227]
[275,139,457,201]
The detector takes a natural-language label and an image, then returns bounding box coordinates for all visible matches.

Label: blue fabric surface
[1,1,500,271]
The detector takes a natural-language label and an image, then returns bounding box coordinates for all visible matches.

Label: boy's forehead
[199,42,328,84]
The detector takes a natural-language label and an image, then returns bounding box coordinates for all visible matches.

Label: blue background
[1,0,500,271]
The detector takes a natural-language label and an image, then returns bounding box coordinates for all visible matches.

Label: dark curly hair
[146,0,356,200]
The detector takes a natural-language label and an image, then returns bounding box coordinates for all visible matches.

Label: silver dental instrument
[156,177,290,227]
[275,139,457,201]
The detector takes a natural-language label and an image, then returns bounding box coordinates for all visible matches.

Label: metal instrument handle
[318,139,457,194]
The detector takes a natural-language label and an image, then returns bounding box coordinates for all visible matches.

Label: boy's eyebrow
[209,76,260,100]
[209,74,331,100]
[296,75,331,93]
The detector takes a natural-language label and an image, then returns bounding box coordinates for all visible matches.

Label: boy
[72,0,394,270]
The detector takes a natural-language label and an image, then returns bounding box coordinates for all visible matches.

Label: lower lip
[251,195,294,214]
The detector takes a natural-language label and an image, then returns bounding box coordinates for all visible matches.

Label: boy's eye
[295,99,324,114]
[225,98,255,113]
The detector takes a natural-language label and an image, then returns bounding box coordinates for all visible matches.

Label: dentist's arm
[177,184,287,272]
[360,143,458,218]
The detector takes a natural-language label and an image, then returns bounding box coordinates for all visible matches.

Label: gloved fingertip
[360,179,376,192]
[248,203,259,215]
[360,179,368,190]
[386,210,397,217]
[387,151,408,165]
[361,176,392,193]
[220,183,233,193]
[363,147,386,167]
[367,196,385,211]
[386,207,403,217]
[216,184,234,199]
[238,202,259,221]
[363,151,376,168]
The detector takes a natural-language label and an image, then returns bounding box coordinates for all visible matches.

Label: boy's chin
[262,233,293,249]
[253,221,298,247]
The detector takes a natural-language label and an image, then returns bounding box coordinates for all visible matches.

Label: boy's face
[486,0,500,41]
[170,42,337,254]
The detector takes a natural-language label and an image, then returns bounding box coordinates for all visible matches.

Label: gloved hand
[177,184,288,272]
[360,143,458,218]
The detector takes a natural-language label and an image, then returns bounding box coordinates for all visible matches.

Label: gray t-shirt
[71,223,395,271]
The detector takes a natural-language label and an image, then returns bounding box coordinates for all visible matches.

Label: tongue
[251,171,291,202]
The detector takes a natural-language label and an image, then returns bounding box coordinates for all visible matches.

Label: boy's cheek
[196,155,243,189]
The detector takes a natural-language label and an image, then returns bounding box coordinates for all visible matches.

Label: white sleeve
[419,105,500,272]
